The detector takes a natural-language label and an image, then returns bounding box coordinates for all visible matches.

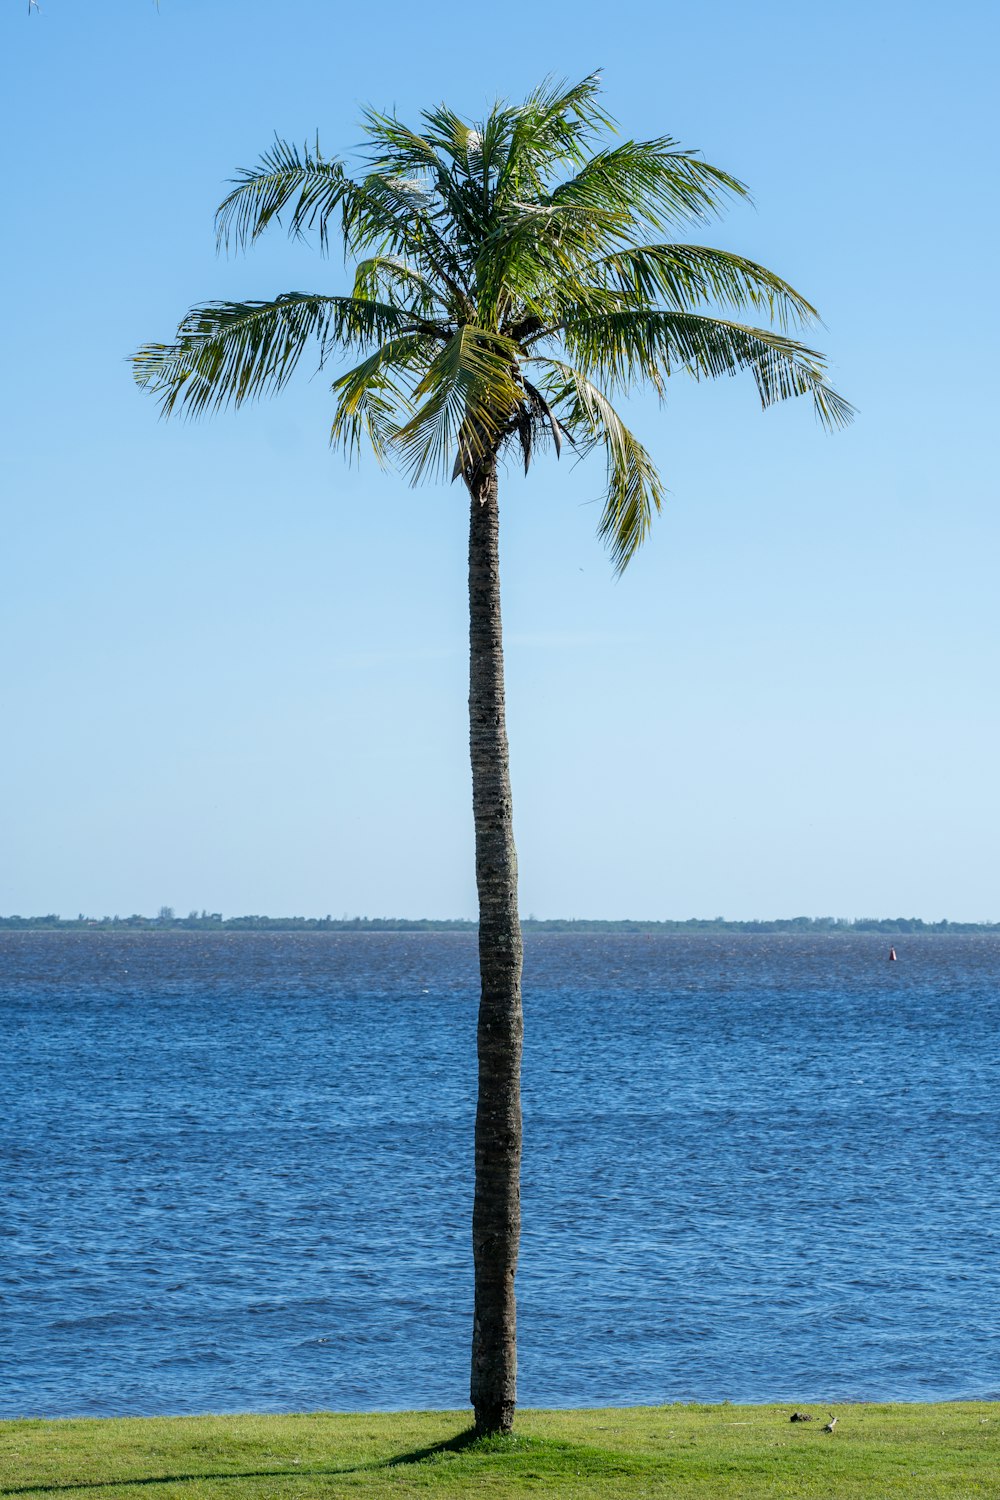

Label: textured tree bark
[467,458,523,1436]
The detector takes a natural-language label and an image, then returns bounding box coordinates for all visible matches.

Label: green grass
[1,1404,997,1498]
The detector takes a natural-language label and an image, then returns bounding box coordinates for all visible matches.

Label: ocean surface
[2,931,998,1418]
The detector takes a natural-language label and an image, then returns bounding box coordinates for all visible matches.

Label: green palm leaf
[341,173,473,314]
[330,334,429,464]
[529,355,666,572]
[589,244,819,330]
[215,137,349,254]
[550,137,747,231]
[394,325,521,482]
[352,256,442,318]
[132,293,415,418]
[563,308,853,428]
[502,72,613,182]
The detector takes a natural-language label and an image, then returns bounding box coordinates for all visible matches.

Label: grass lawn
[1,1403,997,1498]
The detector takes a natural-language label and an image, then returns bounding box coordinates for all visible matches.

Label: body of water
[2,931,998,1416]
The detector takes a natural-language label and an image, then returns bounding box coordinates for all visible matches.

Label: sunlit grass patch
[1,1403,997,1498]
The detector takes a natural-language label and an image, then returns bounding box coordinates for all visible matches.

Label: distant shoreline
[2,915,998,935]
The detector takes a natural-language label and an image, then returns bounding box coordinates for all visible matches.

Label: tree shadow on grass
[0,1428,485,1496]
[382,1426,483,1467]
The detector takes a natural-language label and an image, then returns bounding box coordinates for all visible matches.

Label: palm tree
[132,74,850,1434]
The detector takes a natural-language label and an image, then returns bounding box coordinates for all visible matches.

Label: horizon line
[2,912,997,932]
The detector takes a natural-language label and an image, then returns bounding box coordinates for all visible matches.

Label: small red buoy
[889,946,897,961]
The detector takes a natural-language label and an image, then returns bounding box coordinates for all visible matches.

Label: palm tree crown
[132,72,851,570]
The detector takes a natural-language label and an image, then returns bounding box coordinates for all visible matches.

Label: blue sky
[2,0,998,920]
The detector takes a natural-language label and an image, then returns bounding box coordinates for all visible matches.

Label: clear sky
[2,0,998,921]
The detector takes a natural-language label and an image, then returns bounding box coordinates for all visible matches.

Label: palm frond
[528,356,666,571]
[360,108,456,194]
[589,244,819,330]
[352,255,442,318]
[131,293,414,418]
[521,377,565,459]
[215,137,350,254]
[510,73,613,173]
[420,102,482,163]
[330,334,430,464]
[551,138,747,231]
[474,199,628,334]
[394,326,521,482]
[563,308,854,428]
[475,148,746,330]
[342,173,473,313]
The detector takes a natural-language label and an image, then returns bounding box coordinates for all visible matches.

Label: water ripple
[1,930,998,1416]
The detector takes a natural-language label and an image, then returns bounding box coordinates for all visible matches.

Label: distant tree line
[1,912,997,934]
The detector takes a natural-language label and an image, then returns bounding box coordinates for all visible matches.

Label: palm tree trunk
[467,458,523,1436]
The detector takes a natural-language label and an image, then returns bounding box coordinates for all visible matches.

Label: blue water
[2,931,998,1418]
